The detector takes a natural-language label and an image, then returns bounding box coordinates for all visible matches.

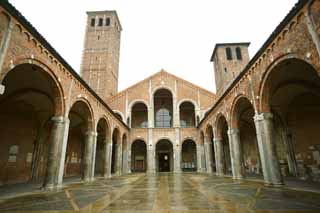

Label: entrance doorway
[156,139,173,172]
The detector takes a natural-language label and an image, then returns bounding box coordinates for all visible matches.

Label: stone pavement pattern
[0,173,320,212]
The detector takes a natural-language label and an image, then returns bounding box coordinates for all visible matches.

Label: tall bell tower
[80,10,122,101]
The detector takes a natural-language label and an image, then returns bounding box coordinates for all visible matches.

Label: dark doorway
[156,139,173,172]
[158,153,170,172]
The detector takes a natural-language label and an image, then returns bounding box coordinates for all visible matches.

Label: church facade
[0,0,320,190]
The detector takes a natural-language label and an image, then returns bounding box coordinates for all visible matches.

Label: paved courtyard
[0,173,320,212]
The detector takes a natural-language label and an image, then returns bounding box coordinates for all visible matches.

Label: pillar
[147,129,155,173]
[103,139,111,178]
[83,131,97,182]
[204,139,213,173]
[214,138,224,176]
[173,128,181,173]
[43,116,70,189]
[197,143,205,172]
[116,142,122,175]
[104,141,112,178]
[254,112,283,185]
[227,128,244,180]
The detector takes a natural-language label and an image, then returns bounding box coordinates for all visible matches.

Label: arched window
[106,18,110,26]
[131,102,148,128]
[226,47,232,60]
[98,18,103,26]
[156,108,171,128]
[154,89,173,128]
[90,18,95,27]
[179,102,195,127]
[236,47,242,60]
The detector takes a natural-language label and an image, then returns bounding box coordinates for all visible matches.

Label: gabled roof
[108,69,216,102]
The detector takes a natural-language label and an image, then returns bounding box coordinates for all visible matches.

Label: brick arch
[258,54,320,112]
[155,137,174,145]
[112,126,121,144]
[0,58,65,116]
[177,99,198,110]
[214,113,228,139]
[205,124,214,142]
[113,110,125,122]
[152,85,175,97]
[69,98,95,131]
[96,116,111,141]
[128,99,149,110]
[229,94,254,129]
[131,138,147,147]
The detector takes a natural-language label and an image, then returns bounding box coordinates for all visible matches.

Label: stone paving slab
[0,173,320,212]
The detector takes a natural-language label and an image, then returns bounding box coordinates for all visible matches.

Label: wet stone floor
[0,173,320,212]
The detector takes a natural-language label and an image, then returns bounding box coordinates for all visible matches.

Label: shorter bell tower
[211,42,250,95]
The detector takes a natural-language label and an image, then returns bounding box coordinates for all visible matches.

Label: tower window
[236,47,242,60]
[90,18,95,27]
[98,18,103,26]
[226,47,232,60]
[224,67,228,73]
[106,18,110,26]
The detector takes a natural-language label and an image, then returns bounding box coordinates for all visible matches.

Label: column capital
[213,138,223,143]
[0,84,5,95]
[51,116,69,123]
[254,112,273,121]
[85,131,98,137]
[227,128,239,135]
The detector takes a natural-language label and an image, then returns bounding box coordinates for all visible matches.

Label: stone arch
[258,57,320,181]
[153,88,174,128]
[94,116,111,177]
[69,98,95,131]
[155,139,174,172]
[0,58,65,116]
[111,127,121,174]
[0,61,65,185]
[63,99,95,181]
[230,94,254,129]
[131,139,147,172]
[214,113,228,139]
[130,101,148,128]
[258,54,319,112]
[181,139,197,172]
[152,85,175,97]
[179,100,196,127]
[215,114,232,175]
[128,99,150,110]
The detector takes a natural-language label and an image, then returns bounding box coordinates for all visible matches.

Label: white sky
[10,0,297,93]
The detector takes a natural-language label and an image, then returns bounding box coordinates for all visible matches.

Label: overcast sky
[10,0,297,93]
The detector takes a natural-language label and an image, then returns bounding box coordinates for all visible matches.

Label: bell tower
[211,42,250,95]
[80,10,122,101]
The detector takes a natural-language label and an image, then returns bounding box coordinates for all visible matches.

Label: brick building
[0,0,320,190]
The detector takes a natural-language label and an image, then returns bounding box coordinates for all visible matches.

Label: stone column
[204,139,213,173]
[43,116,69,189]
[254,112,283,185]
[90,134,97,181]
[122,145,128,174]
[147,128,155,173]
[227,128,244,180]
[197,143,205,172]
[214,138,224,176]
[104,141,112,178]
[83,131,97,182]
[102,140,108,178]
[127,143,132,174]
[116,142,122,175]
[173,128,181,173]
